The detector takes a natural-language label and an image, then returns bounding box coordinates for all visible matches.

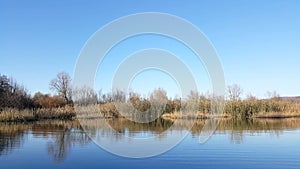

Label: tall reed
[0,106,76,122]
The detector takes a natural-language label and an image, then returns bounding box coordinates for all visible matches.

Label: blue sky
[1,0,300,98]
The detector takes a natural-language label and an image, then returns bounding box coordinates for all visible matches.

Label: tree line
[0,74,33,109]
[0,71,287,110]
[0,72,72,110]
[1,71,299,120]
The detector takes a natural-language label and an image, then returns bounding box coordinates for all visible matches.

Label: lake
[0,118,300,169]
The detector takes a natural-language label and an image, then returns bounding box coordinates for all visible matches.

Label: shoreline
[0,107,76,122]
[1,103,300,123]
[2,110,300,123]
[161,111,300,121]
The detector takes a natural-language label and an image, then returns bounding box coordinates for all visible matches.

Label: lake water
[0,118,300,169]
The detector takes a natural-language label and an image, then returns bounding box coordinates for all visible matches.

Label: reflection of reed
[217,118,300,131]
[1,117,300,161]
[78,118,174,141]
[0,124,25,156]
[213,118,300,144]
[79,116,300,143]
[78,117,300,147]
[0,120,90,163]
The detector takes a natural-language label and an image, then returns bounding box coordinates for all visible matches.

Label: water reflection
[0,124,25,156]
[46,127,90,162]
[216,118,298,144]
[81,117,299,140]
[0,120,90,162]
[1,118,300,162]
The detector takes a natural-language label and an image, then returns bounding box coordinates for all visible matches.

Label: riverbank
[161,111,300,122]
[98,100,300,120]
[0,106,76,122]
[2,100,300,122]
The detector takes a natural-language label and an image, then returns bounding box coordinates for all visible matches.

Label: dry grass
[253,111,300,118]
[68,99,300,121]
[0,106,76,122]
[157,100,300,120]
[161,111,229,121]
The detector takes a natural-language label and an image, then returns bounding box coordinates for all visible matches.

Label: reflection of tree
[46,125,90,163]
[230,130,244,144]
[190,118,290,141]
[47,128,71,163]
[0,120,90,163]
[80,118,174,140]
[1,118,300,162]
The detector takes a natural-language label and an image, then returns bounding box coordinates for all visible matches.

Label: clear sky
[1,0,299,98]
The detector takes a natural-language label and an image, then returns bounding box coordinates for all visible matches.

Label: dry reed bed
[0,106,76,122]
[98,100,300,120]
[2,99,300,122]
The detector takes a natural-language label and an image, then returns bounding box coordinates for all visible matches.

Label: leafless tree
[149,88,168,102]
[148,88,168,114]
[227,84,243,101]
[112,89,126,102]
[49,72,72,104]
[72,86,98,106]
[0,74,33,109]
[187,90,200,101]
[266,90,280,100]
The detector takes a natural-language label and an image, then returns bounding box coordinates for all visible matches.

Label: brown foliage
[33,92,66,108]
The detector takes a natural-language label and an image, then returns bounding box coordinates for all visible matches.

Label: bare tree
[149,88,168,102]
[246,93,257,100]
[227,84,243,101]
[0,74,33,109]
[72,86,97,106]
[112,89,126,102]
[49,72,72,104]
[149,88,168,114]
[187,90,200,101]
[266,90,280,100]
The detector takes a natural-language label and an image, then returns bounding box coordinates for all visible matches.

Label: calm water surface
[0,118,300,169]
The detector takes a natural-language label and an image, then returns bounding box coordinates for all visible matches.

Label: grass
[223,99,300,118]
[96,99,300,120]
[253,111,300,118]
[0,106,76,122]
[2,98,299,122]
